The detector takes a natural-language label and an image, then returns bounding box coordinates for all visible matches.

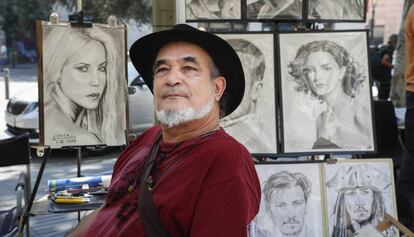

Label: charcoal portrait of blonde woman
[185,0,241,20]
[40,23,127,148]
[324,160,398,237]
[308,0,365,21]
[279,31,374,153]
[250,163,324,237]
[218,33,277,154]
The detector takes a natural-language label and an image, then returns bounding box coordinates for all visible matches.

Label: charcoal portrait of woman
[279,31,374,153]
[41,24,127,148]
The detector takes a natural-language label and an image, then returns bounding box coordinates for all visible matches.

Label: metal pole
[370,1,377,45]
[77,0,82,13]
[4,68,9,99]
[77,147,82,177]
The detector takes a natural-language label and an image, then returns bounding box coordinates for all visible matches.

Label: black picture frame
[277,30,376,156]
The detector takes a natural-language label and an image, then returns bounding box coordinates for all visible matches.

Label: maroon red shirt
[84,126,260,237]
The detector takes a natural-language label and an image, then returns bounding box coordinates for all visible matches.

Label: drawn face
[303,50,346,97]
[269,185,307,237]
[60,40,107,109]
[153,42,216,116]
[344,187,374,222]
[222,51,260,121]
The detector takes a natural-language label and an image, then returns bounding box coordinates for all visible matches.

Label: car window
[130,76,145,86]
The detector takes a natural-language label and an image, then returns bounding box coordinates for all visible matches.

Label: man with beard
[68,24,261,237]
[252,171,312,237]
[327,165,394,237]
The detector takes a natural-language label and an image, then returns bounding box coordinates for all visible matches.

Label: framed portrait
[323,159,399,237]
[36,21,128,148]
[278,30,375,154]
[246,0,304,21]
[252,162,325,237]
[185,0,242,21]
[217,33,278,155]
[306,0,366,22]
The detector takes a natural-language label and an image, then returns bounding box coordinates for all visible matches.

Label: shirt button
[128,185,134,193]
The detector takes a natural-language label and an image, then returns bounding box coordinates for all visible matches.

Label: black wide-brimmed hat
[129,24,245,118]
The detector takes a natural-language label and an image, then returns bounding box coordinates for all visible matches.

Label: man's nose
[165,68,182,86]
[355,194,363,204]
[285,205,297,218]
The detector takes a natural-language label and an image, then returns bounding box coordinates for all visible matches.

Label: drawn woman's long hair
[43,25,126,145]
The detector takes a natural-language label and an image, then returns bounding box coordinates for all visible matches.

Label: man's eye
[76,66,88,72]
[275,203,285,208]
[361,190,371,194]
[155,67,168,74]
[183,66,196,71]
[293,200,304,206]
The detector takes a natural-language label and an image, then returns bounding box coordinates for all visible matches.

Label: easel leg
[19,148,52,235]
[77,147,82,177]
[76,147,82,222]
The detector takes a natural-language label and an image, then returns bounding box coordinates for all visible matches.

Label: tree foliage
[0,0,53,47]
[0,0,151,63]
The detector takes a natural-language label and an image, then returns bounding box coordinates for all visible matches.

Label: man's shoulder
[129,125,161,146]
[204,128,250,154]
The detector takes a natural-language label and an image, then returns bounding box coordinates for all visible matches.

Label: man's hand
[315,107,339,141]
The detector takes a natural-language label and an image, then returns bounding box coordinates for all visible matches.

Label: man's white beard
[156,91,215,128]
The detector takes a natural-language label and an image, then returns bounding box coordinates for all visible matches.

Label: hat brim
[129,25,245,118]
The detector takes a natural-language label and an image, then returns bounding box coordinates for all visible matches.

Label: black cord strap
[137,132,170,237]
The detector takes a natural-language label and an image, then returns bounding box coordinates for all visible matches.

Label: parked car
[4,61,154,151]
[5,87,39,137]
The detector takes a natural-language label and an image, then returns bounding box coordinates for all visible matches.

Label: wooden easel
[376,214,414,237]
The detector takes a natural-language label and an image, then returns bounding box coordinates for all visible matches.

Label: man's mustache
[283,218,300,225]
[353,206,369,213]
[159,87,189,98]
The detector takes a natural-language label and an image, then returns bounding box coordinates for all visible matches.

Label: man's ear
[214,76,226,101]
[251,81,263,102]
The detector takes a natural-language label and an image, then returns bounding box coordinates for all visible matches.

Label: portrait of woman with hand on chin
[281,35,374,152]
